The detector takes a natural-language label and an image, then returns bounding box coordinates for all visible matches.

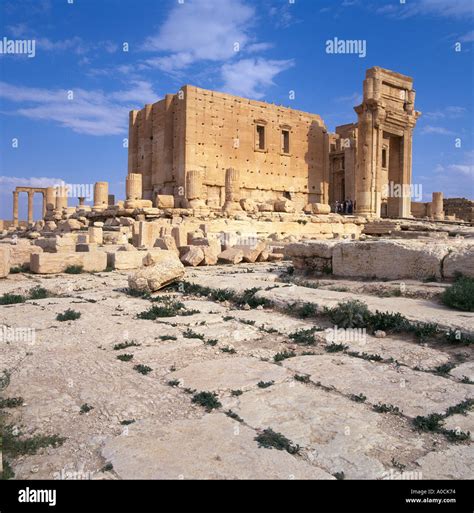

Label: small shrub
[79,403,94,414]
[9,264,29,274]
[445,329,473,346]
[167,379,180,387]
[325,300,370,329]
[113,341,140,350]
[325,343,348,353]
[0,397,24,408]
[273,350,296,362]
[56,309,81,322]
[443,429,471,443]
[442,276,474,312]
[350,393,367,403]
[205,339,218,346]
[368,311,409,333]
[0,293,26,305]
[289,328,318,346]
[134,364,152,375]
[445,399,473,417]
[137,300,190,319]
[65,265,83,274]
[413,414,443,432]
[29,287,49,300]
[120,419,135,425]
[220,346,236,354]
[434,362,455,376]
[412,322,439,341]
[257,381,274,389]
[183,329,205,340]
[191,391,221,411]
[116,354,133,362]
[231,389,243,396]
[101,463,113,472]
[333,472,345,480]
[236,288,270,308]
[255,428,299,454]
[372,403,401,415]
[159,335,177,341]
[294,374,310,384]
[292,302,318,319]
[225,410,243,422]
[2,425,65,457]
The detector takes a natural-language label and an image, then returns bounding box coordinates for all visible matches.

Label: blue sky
[1,0,473,220]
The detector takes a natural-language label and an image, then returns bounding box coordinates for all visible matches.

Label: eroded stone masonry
[0,66,472,281]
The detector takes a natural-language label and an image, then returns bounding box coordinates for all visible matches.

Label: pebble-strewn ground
[0,264,472,480]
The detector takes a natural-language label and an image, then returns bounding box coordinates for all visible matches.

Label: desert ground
[0,262,472,480]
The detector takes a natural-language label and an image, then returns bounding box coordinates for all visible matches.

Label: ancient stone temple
[128,66,419,218]
[329,67,421,217]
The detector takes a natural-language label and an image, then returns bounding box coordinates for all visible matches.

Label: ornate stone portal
[353,67,421,218]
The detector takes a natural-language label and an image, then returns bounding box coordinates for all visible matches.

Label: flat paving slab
[282,355,472,417]
[102,413,333,479]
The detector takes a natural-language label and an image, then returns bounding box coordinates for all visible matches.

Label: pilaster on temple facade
[353,67,421,218]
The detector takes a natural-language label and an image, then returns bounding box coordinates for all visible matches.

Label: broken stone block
[267,253,284,262]
[128,253,185,293]
[257,249,270,262]
[332,240,447,280]
[258,203,274,212]
[218,248,244,264]
[171,225,187,248]
[88,227,103,245]
[443,244,474,279]
[240,198,258,213]
[30,252,107,274]
[274,199,296,213]
[154,236,178,253]
[57,219,83,232]
[187,230,205,244]
[312,203,331,215]
[181,246,205,267]
[191,237,222,255]
[234,240,266,263]
[201,246,218,266]
[156,195,175,209]
[119,217,136,227]
[76,243,98,252]
[0,246,11,278]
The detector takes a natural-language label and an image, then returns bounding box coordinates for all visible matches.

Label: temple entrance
[385,133,404,218]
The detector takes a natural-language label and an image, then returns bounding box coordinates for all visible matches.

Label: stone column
[126,173,142,201]
[186,170,205,208]
[222,168,242,213]
[41,192,47,218]
[45,187,56,211]
[354,106,376,217]
[432,192,444,221]
[27,190,34,224]
[94,182,109,209]
[13,191,19,227]
[55,185,68,210]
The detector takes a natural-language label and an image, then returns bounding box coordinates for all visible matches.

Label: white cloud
[142,0,255,71]
[0,80,159,136]
[221,58,294,99]
[424,106,466,120]
[335,92,362,104]
[376,0,473,19]
[420,125,456,135]
[0,176,61,190]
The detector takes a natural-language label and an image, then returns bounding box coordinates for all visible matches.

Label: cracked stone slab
[282,355,472,418]
[314,332,452,371]
[442,412,474,441]
[102,413,333,479]
[414,445,474,479]
[167,357,290,391]
[450,362,474,382]
[227,382,431,479]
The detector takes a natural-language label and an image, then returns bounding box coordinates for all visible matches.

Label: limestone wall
[129,85,330,210]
